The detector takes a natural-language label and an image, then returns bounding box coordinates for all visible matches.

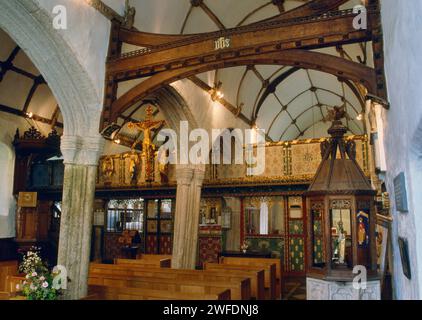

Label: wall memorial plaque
[393,172,408,212]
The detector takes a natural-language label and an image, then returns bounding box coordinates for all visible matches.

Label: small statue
[333,221,346,264]
[157,149,169,183]
[123,0,136,29]
[125,152,140,183]
[358,217,367,246]
[102,156,114,181]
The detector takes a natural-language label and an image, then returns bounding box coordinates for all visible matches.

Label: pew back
[5,275,25,293]
[136,254,172,261]
[0,261,18,291]
[87,285,230,300]
[0,291,11,300]
[218,259,277,299]
[90,263,250,286]
[115,258,171,268]
[203,263,265,300]
[88,272,249,300]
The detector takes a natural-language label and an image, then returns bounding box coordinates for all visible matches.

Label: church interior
[0,0,421,302]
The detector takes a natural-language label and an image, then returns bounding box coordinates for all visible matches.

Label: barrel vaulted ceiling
[116,0,371,142]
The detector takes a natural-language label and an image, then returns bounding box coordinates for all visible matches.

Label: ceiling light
[356,113,364,121]
[26,112,33,119]
[210,81,224,102]
[114,138,121,144]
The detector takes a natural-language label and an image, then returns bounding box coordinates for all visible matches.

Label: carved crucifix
[127,105,165,182]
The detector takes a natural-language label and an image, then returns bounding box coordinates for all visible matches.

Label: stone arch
[152,85,199,134]
[0,0,102,138]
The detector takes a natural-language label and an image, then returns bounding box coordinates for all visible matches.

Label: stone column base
[306,277,381,300]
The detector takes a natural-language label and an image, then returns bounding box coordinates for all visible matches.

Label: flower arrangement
[18,247,47,275]
[17,247,62,300]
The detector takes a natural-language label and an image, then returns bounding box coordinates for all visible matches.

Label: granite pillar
[57,135,104,300]
[172,165,205,269]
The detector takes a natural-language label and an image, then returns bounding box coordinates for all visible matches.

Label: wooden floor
[282,278,306,300]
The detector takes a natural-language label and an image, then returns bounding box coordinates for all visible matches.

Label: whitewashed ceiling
[0,29,62,136]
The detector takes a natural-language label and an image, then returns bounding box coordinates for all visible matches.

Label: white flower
[31,272,37,277]
[42,282,49,288]
[39,276,45,281]
[16,284,20,290]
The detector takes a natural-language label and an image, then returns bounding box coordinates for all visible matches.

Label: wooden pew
[88,273,249,300]
[136,254,172,261]
[114,258,171,268]
[5,275,25,293]
[203,263,265,300]
[86,285,230,300]
[89,263,251,299]
[91,263,251,284]
[0,261,18,291]
[0,291,11,300]
[219,256,282,298]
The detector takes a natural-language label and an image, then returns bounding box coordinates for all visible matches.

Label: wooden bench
[203,262,265,300]
[219,256,282,298]
[88,273,249,300]
[0,261,18,291]
[86,285,230,300]
[135,254,172,261]
[5,275,25,293]
[114,258,171,268]
[90,263,251,299]
[218,258,277,299]
[91,263,251,284]
[0,291,11,300]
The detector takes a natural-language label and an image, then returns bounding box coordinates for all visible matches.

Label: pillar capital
[61,134,105,166]
[193,165,206,185]
[175,165,194,185]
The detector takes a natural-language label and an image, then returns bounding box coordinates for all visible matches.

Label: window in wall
[106,199,144,232]
[245,196,285,236]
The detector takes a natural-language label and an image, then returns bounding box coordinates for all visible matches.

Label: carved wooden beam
[107,50,377,123]
[119,29,191,47]
[263,0,351,22]
[108,8,375,80]
[118,0,352,47]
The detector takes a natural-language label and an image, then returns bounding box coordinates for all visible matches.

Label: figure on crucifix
[127,105,166,182]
